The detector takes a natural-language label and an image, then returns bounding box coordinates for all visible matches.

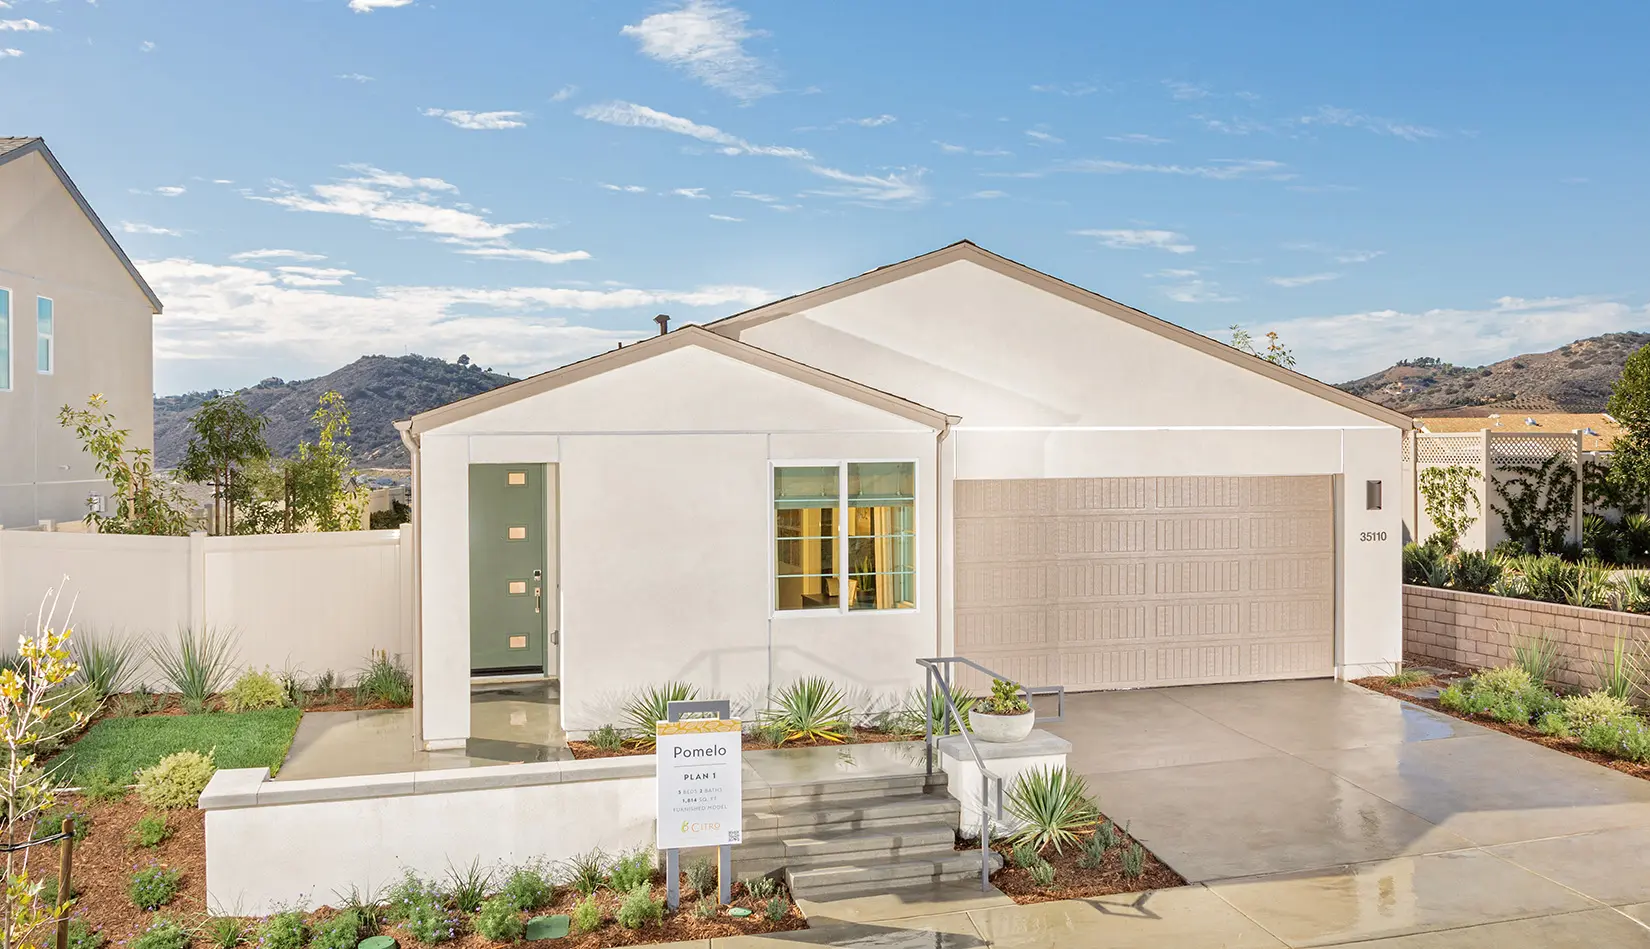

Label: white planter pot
[970,709,1035,743]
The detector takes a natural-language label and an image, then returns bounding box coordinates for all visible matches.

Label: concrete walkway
[698,680,1650,947]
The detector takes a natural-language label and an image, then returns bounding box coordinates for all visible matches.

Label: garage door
[953,476,1335,691]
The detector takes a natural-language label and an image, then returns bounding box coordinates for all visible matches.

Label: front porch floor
[275,680,571,780]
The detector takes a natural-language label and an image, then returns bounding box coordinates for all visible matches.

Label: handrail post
[980,773,991,890]
[923,665,934,777]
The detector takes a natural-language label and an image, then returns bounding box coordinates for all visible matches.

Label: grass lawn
[52,708,303,784]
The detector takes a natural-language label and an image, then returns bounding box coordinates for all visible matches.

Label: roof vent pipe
[654,313,670,335]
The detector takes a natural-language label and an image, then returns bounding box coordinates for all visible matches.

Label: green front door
[469,464,549,675]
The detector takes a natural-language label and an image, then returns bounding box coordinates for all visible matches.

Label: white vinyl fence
[0,529,414,686]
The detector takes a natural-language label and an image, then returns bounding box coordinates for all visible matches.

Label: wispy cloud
[708,213,743,222]
[0,18,51,31]
[1030,81,1099,96]
[804,165,927,205]
[600,183,648,193]
[1336,250,1383,264]
[1298,106,1437,141]
[130,185,186,197]
[139,40,155,52]
[246,164,589,264]
[844,114,896,127]
[1284,242,1384,264]
[121,222,181,236]
[347,0,411,12]
[1105,133,1170,145]
[1162,279,1237,303]
[421,108,527,130]
[230,249,326,262]
[935,141,1013,157]
[1164,80,1210,100]
[672,187,709,199]
[576,101,810,159]
[337,72,375,82]
[144,257,774,389]
[1268,272,1341,288]
[966,190,1007,200]
[275,266,355,288]
[1064,158,1292,181]
[550,85,578,102]
[0,48,21,58]
[1075,228,1196,254]
[1025,129,1064,144]
[620,0,774,101]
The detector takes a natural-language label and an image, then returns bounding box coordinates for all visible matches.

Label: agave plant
[898,686,975,736]
[1005,765,1099,855]
[1511,630,1563,687]
[762,677,852,744]
[1593,636,1644,702]
[621,682,699,749]
[73,627,145,698]
[149,625,239,710]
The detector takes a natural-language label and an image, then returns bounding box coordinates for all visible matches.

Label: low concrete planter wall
[1403,584,1650,692]
[199,757,655,914]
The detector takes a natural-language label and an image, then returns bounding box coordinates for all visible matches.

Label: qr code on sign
[727,831,741,843]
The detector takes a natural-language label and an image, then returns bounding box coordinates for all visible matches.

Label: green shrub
[1561,690,1634,733]
[128,864,183,910]
[1536,711,1572,737]
[1009,839,1041,869]
[131,812,170,848]
[562,849,608,897]
[762,677,852,744]
[135,750,216,809]
[615,885,664,930]
[1446,550,1501,593]
[1593,637,1643,700]
[384,871,440,923]
[498,862,554,912]
[130,917,192,949]
[150,625,240,710]
[570,894,603,934]
[223,668,287,712]
[1438,683,1469,713]
[1580,716,1650,763]
[201,916,249,949]
[684,858,717,897]
[764,896,788,922]
[1076,828,1109,869]
[695,899,718,920]
[65,919,106,949]
[1403,543,1442,585]
[78,764,128,803]
[607,849,654,892]
[331,883,384,936]
[33,806,91,842]
[1121,842,1146,878]
[621,682,698,749]
[308,912,361,949]
[744,875,778,900]
[1474,666,1533,697]
[1521,555,1579,604]
[355,651,413,706]
[589,724,625,752]
[445,857,492,913]
[40,874,79,907]
[255,910,306,949]
[1005,765,1099,854]
[1026,859,1056,887]
[474,896,525,942]
[402,893,459,944]
[983,678,1030,715]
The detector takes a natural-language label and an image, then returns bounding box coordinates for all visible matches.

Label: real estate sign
[655,718,743,850]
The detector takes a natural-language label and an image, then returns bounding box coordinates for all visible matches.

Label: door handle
[533,569,543,614]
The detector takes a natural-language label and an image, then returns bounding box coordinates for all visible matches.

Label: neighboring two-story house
[0,137,161,528]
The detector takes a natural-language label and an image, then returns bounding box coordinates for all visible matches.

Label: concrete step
[744,770,945,806]
[732,821,958,878]
[785,850,1002,902]
[746,791,959,836]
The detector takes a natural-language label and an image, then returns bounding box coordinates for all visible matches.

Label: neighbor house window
[0,287,10,391]
[35,296,52,374]
[774,462,915,613]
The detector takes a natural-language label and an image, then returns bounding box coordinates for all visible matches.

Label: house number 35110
[1359,531,1388,542]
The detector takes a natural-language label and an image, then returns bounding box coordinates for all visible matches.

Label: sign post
[657,699,741,911]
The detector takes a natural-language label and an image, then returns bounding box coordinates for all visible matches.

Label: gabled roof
[400,324,957,438]
[709,240,1414,431]
[0,137,163,314]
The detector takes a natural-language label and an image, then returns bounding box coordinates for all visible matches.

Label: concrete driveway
[1028,678,1650,946]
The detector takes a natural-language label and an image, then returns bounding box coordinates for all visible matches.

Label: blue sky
[5,0,1649,394]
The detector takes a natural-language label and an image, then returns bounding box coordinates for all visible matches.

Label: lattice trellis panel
[1489,433,1580,467]
[1415,434,1484,466]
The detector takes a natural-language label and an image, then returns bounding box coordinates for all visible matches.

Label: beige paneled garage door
[954,476,1335,691]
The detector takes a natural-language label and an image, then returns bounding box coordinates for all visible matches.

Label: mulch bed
[57,796,805,949]
[55,797,208,946]
[99,688,408,721]
[569,728,912,759]
[958,819,1185,904]
[1353,676,1650,781]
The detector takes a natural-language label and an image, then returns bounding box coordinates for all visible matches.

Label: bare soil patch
[958,818,1185,904]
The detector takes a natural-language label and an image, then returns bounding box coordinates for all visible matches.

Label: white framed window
[0,287,10,391]
[35,296,53,374]
[773,461,916,613]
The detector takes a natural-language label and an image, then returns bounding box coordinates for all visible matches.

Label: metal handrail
[914,657,1063,891]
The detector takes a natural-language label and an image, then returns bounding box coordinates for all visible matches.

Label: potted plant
[970,678,1034,743]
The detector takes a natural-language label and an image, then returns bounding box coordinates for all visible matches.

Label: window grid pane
[35,297,51,374]
[0,288,9,390]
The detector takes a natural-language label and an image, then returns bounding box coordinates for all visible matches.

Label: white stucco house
[396,241,1413,749]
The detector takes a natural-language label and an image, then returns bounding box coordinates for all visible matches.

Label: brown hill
[154,355,517,469]
[1336,332,1650,416]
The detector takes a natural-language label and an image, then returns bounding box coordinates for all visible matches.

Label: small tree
[1608,344,1650,512]
[179,396,270,536]
[287,391,367,532]
[1419,465,1481,549]
[1228,325,1297,368]
[1,582,87,949]
[57,395,191,535]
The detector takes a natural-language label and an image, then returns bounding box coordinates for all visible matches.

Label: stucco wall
[0,150,155,528]
[1402,584,1646,692]
[0,529,413,683]
[416,344,941,742]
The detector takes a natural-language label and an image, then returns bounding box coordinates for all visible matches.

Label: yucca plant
[1563,563,1619,609]
[73,627,145,698]
[622,682,699,749]
[1521,555,1578,603]
[900,686,975,736]
[149,626,239,710]
[1593,637,1643,701]
[1511,630,1563,688]
[1620,573,1650,614]
[762,677,852,744]
[1004,765,1099,854]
